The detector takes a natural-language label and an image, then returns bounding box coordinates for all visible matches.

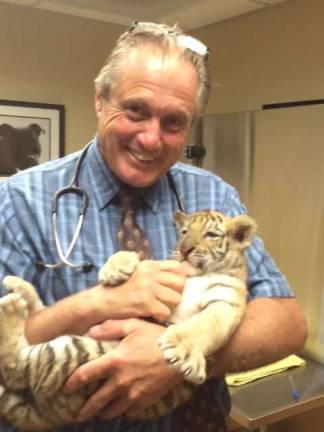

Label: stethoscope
[36,142,185,273]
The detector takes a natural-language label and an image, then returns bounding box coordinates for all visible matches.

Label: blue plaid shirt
[0,137,293,432]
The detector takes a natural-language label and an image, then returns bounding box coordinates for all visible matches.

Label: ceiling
[0,0,289,29]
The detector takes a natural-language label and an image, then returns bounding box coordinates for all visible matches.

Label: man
[0,22,307,432]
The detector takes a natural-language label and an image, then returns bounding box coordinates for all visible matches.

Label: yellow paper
[225,354,305,387]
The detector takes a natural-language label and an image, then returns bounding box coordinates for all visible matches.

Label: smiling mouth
[129,149,157,162]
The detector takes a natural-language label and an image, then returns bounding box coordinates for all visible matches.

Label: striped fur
[0,280,116,430]
[0,210,256,430]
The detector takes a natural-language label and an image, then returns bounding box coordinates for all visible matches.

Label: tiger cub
[158,210,256,385]
[0,210,256,431]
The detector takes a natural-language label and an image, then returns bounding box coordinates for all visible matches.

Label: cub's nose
[180,241,195,257]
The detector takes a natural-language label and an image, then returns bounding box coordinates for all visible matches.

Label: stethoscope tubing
[36,142,185,272]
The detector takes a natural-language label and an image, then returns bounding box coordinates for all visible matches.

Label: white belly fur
[168,273,246,324]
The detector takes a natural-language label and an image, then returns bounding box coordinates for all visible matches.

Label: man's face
[95,47,199,187]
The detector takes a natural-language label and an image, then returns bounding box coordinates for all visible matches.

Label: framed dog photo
[0,100,65,177]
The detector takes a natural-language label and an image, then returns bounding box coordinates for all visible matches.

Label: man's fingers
[98,395,133,420]
[155,259,185,274]
[155,287,182,310]
[150,301,172,323]
[157,271,186,293]
[89,318,147,340]
[76,379,118,422]
[66,354,114,392]
[140,259,185,275]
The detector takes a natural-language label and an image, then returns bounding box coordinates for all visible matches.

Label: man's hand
[65,318,183,422]
[110,259,186,322]
[25,259,186,344]
[72,259,186,326]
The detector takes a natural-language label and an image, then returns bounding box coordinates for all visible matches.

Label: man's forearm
[25,293,92,343]
[211,297,307,377]
[25,284,116,343]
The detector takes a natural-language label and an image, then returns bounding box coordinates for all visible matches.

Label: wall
[0,2,125,154]
[1,0,324,152]
[192,0,324,114]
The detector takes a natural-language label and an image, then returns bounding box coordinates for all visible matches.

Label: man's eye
[127,106,142,117]
[162,115,187,132]
[124,104,147,120]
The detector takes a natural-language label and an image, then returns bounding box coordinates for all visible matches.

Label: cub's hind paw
[2,276,43,313]
[158,326,207,385]
[99,251,139,286]
[0,293,28,320]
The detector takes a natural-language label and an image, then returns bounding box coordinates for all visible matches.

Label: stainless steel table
[229,357,324,430]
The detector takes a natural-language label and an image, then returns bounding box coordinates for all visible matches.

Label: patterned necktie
[179,378,229,432]
[117,186,152,260]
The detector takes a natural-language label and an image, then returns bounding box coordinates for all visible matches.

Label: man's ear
[231,215,257,249]
[95,93,103,116]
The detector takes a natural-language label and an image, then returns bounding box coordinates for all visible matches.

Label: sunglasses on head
[128,21,209,60]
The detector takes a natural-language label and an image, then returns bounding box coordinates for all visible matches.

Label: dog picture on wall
[0,122,46,176]
[0,100,64,178]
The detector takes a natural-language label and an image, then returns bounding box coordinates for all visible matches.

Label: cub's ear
[173,211,189,230]
[231,215,257,249]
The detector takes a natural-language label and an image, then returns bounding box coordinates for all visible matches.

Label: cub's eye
[180,228,188,235]
[205,231,220,239]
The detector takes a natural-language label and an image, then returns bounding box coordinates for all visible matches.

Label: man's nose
[137,119,162,149]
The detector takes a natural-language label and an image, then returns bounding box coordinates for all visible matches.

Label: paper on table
[225,354,305,387]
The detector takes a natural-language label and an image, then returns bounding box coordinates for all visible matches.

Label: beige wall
[192,0,324,114]
[0,2,125,154]
[1,0,323,153]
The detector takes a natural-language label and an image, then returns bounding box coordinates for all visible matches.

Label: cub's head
[172,210,257,278]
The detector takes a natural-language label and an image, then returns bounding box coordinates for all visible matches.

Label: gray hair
[94,22,210,116]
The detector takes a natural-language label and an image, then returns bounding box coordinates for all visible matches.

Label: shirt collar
[83,137,166,213]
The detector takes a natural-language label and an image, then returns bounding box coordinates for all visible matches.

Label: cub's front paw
[2,276,43,313]
[158,326,206,385]
[99,251,140,286]
[0,293,28,320]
